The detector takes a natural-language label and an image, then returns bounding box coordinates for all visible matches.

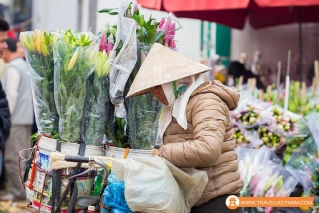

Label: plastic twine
[123,147,129,159]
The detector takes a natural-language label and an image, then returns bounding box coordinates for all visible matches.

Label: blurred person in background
[227,52,265,90]
[0,19,11,193]
[0,38,33,201]
[16,41,25,60]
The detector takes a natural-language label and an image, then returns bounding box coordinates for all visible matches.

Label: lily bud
[99,31,107,52]
[132,4,138,14]
[36,30,42,54]
[67,48,79,71]
[159,18,165,28]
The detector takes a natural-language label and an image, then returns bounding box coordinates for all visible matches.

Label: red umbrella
[137,0,319,80]
[137,0,319,29]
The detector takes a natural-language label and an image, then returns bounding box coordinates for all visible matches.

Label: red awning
[137,0,319,29]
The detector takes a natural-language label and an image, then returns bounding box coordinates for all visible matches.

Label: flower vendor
[126,43,244,213]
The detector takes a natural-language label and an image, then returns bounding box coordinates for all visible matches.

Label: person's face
[151,85,169,106]
[0,31,8,57]
[2,48,10,63]
[17,42,25,59]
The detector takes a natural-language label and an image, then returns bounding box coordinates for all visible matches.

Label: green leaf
[98,8,117,13]
[134,9,140,16]
[120,118,126,129]
[147,29,157,43]
[132,15,140,25]
[108,11,118,15]
[137,35,145,43]
[154,31,164,42]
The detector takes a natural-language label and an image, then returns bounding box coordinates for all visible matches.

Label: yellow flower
[29,34,36,52]
[41,43,49,56]
[67,48,79,71]
[107,162,112,169]
[35,29,42,54]
[19,34,32,52]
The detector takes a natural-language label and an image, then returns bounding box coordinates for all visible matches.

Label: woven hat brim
[126,43,211,98]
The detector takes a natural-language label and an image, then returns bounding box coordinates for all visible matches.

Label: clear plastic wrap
[53,31,98,142]
[306,112,319,148]
[20,31,59,135]
[265,105,309,138]
[124,43,162,149]
[236,147,298,198]
[286,135,318,195]
[82,73,111,146]
[236,147,274,196]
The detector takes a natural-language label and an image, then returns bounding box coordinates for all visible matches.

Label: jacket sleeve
[158,95,226,168]
[0,82,11,148]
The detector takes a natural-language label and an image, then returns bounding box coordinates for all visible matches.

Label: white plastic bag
[111,157,208,213]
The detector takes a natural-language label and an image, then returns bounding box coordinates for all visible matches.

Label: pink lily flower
[99,31,107,52]
[106,42,113,55]
[265,207,273,213]
[169,39,176,51]
[250,173,261,191]
[169,22,176,36]
[132,4,138,14]
[159,18,165,28]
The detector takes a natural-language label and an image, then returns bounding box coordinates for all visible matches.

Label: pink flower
[132,4,138,14]
[169,22,176,36]
[159,18,165,28]
[99,31,107,52]
[106,42,113,55]
[164,17,172,33]
[169,39,176,50]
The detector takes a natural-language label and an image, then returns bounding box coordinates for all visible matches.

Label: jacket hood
[191,80,240,111]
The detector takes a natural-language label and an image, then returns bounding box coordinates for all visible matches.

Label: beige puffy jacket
[158,80,244,206]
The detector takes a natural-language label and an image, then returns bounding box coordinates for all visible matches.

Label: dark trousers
[191,195,242,213]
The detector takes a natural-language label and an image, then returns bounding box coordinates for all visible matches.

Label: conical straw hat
[126,43,211,98]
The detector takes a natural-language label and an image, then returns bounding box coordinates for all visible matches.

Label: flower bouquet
[20,30,59,136]
[53,30,97,142]
[237,147,298,213]
[257,127,285,149]
[232,97,271,129]
[81,32,113,146]
[286,134,319,210]
[100,2,179,149]
[125,5,179,149]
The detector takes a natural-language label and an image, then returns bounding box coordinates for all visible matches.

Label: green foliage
[107,117,129,148]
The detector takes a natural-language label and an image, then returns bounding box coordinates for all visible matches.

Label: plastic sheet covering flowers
[53,30,97,142]
[286,114,319,208]
[20,30,59,135]
[82,32,113,146]
[237,147,298,213]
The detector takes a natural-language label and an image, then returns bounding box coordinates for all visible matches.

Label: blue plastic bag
[103,173,132,213]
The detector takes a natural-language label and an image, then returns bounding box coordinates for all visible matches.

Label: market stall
[14,1,319,213]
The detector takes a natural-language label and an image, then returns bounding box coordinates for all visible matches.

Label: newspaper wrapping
[109,1,137,119]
